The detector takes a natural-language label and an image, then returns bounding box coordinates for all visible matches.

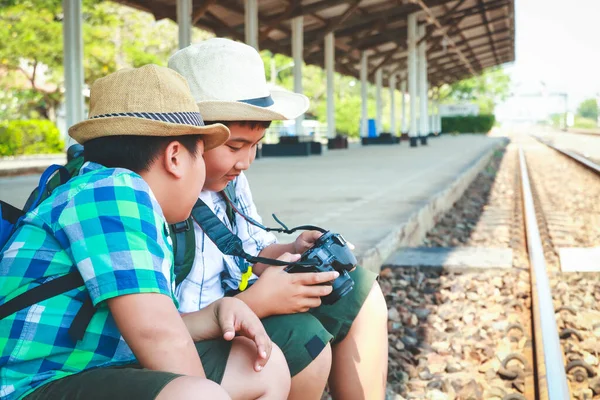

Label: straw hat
[68,64,230,149]
[168,38,309,121]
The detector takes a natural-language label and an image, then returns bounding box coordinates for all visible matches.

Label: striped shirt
[176,172,277,312]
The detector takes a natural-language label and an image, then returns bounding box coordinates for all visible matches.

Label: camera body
[285,231,357,305]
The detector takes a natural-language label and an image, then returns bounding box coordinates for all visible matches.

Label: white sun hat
[168,38,309,122]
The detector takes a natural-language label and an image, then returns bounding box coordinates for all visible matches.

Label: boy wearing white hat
[169,38,388,400]
[0,65,291,400]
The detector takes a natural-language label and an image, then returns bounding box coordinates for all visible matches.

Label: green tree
[576,98,598,120]
[438,66,510,114]
[0,0,113,120]
[0,1,211,121]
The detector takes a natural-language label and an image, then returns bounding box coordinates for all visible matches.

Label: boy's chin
[203,179,229,192]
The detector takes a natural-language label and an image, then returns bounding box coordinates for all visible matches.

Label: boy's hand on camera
[293,231,323,254]
[247,252,339,315]
[214,297,272,372]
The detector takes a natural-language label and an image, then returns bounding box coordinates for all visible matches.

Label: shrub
[0,120,64,156]
[573,116,597,129]
[441,115,496,134]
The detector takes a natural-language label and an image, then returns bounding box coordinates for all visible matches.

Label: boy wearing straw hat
[169,38,388,400]
[0,65,291,400]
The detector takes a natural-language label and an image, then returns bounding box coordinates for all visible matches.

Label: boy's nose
[235,158,250,171]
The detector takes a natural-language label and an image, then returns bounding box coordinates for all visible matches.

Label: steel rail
[518,148,570,400]
[534,136,600,175]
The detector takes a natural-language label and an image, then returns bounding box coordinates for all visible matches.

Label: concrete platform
[0,154,66,177]
[384,247,514,271]
[559,247,600,272]
[0,135,504,272]
[247,134,504,271]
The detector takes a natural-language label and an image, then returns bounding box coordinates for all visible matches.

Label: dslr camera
[285,231,357,305]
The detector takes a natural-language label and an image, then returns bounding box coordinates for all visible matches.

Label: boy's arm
[235,253,339,319]
[181,297,272,372]
[250,243,294,275]
[110,294,272,374]
[108,293,205,377]
[251,231,323,276]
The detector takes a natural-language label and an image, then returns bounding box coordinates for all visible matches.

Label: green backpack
[0,146,233,342]
[1,145,85,248]
[1,142,229,291]
[0,145,90,341]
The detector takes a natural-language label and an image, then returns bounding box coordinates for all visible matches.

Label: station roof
[118,0,515,86]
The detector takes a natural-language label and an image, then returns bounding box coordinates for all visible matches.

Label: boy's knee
[260,343,291,397]
[157,376,231,400]
[225,337,290,398]
[366,281,388,320]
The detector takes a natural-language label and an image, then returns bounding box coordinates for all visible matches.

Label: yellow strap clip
[239,266,253,292]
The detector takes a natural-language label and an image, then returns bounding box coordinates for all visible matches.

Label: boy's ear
[163,141,184,179]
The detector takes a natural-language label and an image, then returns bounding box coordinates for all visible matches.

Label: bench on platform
[261,135,322,157]
[361,133,401,145]
[327,135,349,150]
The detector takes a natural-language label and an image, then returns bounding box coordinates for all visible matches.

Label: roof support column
[177,0,192,49]
[360,51,368,138]
[407,13,418,147]
[292,16,304,135]
[418,23,428,145]
[429,89,435,136]
[375,68,383,135]
[62,0,85,145]
[325,32,335,139]
[401,77,408,135]
[431,88,436,134]
[390,74,397,136]
[596,94,600,128]
[244,0,259,50]
[437,98,441,134]
[433,88,440,135]
[437,92,443,134]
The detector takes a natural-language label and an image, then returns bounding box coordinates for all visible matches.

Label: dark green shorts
[263,265,377,376]
[26,267,377,398]
[25,340,232,400]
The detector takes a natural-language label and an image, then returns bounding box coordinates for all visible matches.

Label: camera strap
[220,191,326,235]
[190,199,319,270]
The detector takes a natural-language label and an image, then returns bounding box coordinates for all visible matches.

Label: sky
[496,0,600,121]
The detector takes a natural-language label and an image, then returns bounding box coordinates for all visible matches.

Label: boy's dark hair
[205,121,272,130]
[84,134,202,173]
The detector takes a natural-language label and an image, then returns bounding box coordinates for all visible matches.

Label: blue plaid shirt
[0,162,175,400]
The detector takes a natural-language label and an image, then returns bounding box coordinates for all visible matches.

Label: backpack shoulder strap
[221,181,237,228]
[4,163,69,249]
[0,271,90,342]
[169,182,237,288]
[0,200,24,247]
[168,187,239,289]
[170,218,196,287]
[22,145,85,212]
[0,200,23,225]
[23,164,70,212]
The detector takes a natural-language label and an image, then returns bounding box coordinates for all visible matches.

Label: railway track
[382,135,600,400]
[520,146,569,399]
[524,138,600,400]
